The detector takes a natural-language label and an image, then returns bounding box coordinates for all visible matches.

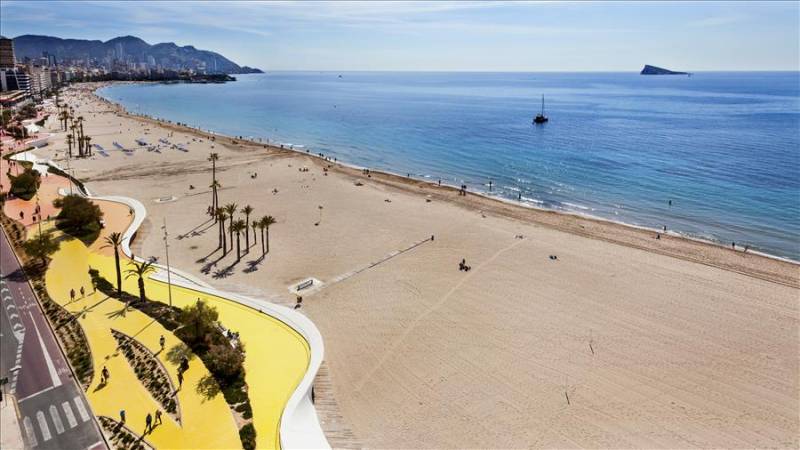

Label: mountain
[640,64,689,75]
[11,34,263,74]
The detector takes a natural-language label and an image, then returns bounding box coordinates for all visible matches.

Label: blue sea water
[98,72,800,260]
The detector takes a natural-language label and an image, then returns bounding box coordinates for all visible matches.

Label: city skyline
[1,0,798,72]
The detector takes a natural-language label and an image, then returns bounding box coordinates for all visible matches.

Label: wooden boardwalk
[314,361,361,449]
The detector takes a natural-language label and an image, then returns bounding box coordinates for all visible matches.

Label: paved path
[0,229,106,450]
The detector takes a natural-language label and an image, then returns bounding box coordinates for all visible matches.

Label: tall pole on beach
[66,156,73,195]
[162,218,173,307]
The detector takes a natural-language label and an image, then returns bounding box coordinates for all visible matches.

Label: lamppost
[162,218,173,307]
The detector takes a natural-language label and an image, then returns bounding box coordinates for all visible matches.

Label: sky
[1,1,798,71]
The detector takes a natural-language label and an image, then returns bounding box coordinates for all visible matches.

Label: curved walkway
[9,151,330,449]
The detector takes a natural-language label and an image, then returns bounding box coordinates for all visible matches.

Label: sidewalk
[1,393,25,450]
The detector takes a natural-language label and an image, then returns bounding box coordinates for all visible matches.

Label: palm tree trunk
[114,248,122,294]
[236,234,241,261]
[220,220,226,252]
[245,214,250,250]
[266,228,270,253]
[138,277,146,303]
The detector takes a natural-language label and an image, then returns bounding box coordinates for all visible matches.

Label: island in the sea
[641,64,690,75]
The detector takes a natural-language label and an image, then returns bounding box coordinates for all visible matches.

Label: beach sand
[29,83,799,448]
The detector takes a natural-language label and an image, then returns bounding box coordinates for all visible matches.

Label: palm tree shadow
[177,218,214,240]
[195,374,220,402]
[243,256,265,273]
[212,264,236,279]
[166,343,194,365]
[58,295,113,330]
[105,304,130,320]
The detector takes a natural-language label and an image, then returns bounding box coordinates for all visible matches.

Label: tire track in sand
[354,238,528,392]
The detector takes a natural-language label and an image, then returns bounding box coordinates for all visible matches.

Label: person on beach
[177,371,184,389]
[102,366,110,384]
[159,335,166,351]
[80,286,85,297]
[155,409,162,425]
[120,409,126,424]
[70,288,76,302]
[145,413,152,434]
[732,241,736,249]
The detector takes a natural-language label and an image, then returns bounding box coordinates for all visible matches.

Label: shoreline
[90,81,798,287]
[94,79,800,264]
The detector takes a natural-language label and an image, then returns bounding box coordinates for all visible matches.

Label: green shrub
[9,167,40,200]
[54,195,103,244]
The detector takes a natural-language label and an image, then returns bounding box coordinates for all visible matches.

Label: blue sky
[1,1,798,71]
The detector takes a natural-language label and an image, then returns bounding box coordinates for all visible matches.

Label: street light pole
[162,217,173,307]
[66,156,73,195]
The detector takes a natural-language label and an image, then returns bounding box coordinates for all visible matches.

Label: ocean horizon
[98,71,800,260]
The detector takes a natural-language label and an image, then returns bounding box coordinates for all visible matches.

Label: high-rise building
[0,36,16,68]
[28,66,51,97]
[0,68,31,94]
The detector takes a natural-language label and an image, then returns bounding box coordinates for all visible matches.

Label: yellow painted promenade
[14,176,311,449]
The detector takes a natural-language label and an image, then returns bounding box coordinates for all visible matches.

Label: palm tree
[208,153,219,212]
[124,259,156,305]
[261,216,276,255]
[224,203,237,248]
[102,232,124,295]
[242,205,254,250]
[216,209,227,252]
[209,180,221,221]
[59,110,69,131]
[251,220,259,247]
[84,136,92,156]
[231,220,246,261]
[66,134,73,158]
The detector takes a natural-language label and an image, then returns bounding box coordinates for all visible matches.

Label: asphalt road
[1,229,106,450]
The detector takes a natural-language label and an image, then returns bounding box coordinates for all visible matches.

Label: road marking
[29,310,62,388]
[17,385,55,403]
[73,396,90,422]
[23,416,38,447]
[49,405,65,434]
[36,410,52,442]
[61,401,78,429]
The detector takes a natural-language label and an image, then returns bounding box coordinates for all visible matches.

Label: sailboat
[533,95,549,124]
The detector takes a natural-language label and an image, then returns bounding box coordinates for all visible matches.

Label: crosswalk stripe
[73,396,90,422]
[36,410,52,442]
[62,401,78,429]
[23,416,38,447]
[49,405,65,434]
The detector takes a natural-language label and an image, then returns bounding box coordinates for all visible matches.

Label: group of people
[110,333,176,434]
[118,408,163,435]
[458,258,472,272]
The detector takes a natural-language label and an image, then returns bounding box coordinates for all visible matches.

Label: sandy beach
[27,82,799,448]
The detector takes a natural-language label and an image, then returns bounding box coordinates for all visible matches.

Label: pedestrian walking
[159,335,165,352]
[70,288,76,302]
[177,370,184,389]
[80,286,85,297]
[155,409,162,425]
[120,409,126,424]
[145,413,152,433]
[102,366,110,384]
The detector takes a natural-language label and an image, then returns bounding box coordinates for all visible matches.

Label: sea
[97,72,800,261]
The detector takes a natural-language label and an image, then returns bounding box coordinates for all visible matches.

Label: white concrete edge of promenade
[19,152,330,450]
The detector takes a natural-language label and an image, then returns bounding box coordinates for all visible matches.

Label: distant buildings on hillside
[0,35,231,110]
